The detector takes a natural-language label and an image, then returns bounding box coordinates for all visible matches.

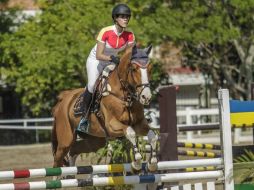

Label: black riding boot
[74,90,93,117]
[75,90,93,135]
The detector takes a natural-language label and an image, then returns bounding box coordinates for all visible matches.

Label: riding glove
[110,55,120,64]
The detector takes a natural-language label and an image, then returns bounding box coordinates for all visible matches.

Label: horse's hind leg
[69,154,78,166]
[53,145,72,167]
[53,132,74,167]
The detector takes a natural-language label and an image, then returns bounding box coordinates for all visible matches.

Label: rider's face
[115,14,130,28]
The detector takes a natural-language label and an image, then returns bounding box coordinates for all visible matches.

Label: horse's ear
[145,44,152,55]
[132,43,138,55]
[133,42,137,49]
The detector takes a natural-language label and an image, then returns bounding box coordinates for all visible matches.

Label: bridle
[93,50,151,136]
[96,56,151,130]
[116,59,150,105]
[129,60,150,100]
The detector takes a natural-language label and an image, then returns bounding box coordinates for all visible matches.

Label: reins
[112,61,150,107]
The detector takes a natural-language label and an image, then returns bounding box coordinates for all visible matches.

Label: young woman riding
[75,4,135,133]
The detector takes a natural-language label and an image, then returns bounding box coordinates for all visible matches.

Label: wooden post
[158,85,178,162]
[156,85,178,190]
[147,86,178,190]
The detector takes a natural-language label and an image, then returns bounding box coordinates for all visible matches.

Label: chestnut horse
[51,45,158,171]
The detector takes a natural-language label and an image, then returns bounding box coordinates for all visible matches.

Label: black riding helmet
[112,4,131,20]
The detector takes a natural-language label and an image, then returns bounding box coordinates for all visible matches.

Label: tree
[131,0,254,99]
[2,0,253,116]
[0,0,30,102]
[1,0,110,115]
[0,0,167,116]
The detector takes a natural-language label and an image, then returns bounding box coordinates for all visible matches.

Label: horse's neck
[117,63,129,81]
[117,51,131,80]
[108,53,131,95]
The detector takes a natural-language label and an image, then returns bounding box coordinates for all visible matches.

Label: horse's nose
[141,94,151,105]
[140,87,152,104]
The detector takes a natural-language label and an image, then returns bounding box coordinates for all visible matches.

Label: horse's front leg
[108,118,142,171]
[146,130,158,172]
[125,126,143,171]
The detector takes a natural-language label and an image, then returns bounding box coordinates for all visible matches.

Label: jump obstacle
[144,144,221,158]
[0,171,222,189]
[0,158,222,180]
[177,150,221,158]
[0,88,237,190]
[177,142,221,150]
[165,86,254,161]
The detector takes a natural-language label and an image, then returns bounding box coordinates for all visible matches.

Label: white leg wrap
[107,143,113,157]
[125,126,137,145]
[69,154,78,166]
[126,126,143,163]
[147,130,158,150]
[147,130,158,171]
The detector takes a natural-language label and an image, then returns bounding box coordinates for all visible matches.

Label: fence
[0,118,53,143]
[0,107,252,144]
[149,107,252,144]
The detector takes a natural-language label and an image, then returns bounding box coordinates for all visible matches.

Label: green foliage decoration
[97,138,132,165]
[234,150,254,183]
[234,149,254,163]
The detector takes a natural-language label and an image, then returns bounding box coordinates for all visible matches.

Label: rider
[75,4,135,131]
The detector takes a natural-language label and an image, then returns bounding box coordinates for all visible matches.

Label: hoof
[147,162,158,172]
[65,175,75,179]
[134,152,142,161]
[131,160,142,172]
[53,175,67,180]
[150,157,158,164]
[147,157,158,172]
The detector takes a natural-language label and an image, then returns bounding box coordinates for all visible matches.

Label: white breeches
[86,57,111,93]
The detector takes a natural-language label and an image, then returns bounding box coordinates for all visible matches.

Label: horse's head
[128,44,152,105]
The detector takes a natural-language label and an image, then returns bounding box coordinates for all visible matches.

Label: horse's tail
[51,90,80,166]
[51,117,57,157]
[51,117,71,166]
[51,92,65,158]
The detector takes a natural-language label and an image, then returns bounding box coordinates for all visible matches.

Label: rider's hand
[110,55,120,64]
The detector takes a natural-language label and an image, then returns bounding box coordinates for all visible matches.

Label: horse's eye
[132,67,137,72]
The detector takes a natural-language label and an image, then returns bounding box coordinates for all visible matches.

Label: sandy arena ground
[0,143,103,170]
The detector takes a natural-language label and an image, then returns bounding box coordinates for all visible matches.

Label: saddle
[74,64,116,117]
[91,64,116,113]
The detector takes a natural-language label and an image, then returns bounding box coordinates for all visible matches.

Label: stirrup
[75,117,90,135]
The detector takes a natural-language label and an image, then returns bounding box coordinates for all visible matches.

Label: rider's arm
[96,41,111,61]
[126,42,135,51]
[124,33,135,54]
